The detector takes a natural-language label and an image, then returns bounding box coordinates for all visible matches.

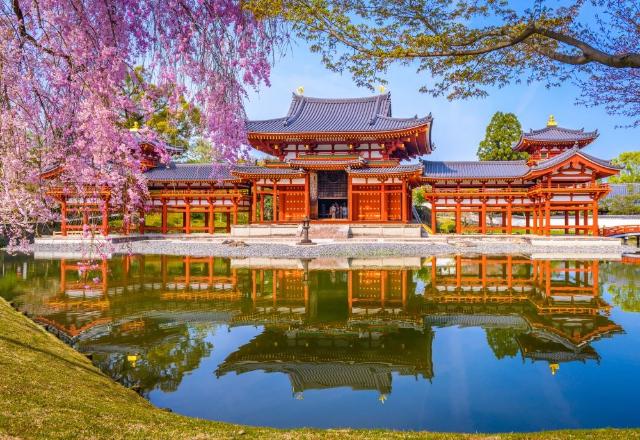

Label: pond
[1,253,639,433]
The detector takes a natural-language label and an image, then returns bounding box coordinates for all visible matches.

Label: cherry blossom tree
[0,0,279,249]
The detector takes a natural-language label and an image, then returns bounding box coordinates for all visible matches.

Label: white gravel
[29,237,636,259]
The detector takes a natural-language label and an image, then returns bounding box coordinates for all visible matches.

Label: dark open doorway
[317,170,348,219]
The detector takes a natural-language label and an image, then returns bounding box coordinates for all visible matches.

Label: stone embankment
[31,234,633,260]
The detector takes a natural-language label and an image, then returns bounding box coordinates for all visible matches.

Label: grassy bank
[0,298,638,440]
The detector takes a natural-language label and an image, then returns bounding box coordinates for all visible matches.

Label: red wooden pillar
[226,212,231,233]
[455,200,462,234]
[401,179,407,223]
[545,198,551,236]
[506,200,512,234]
[564,211,569,235]
[101,199,109,236]
[252,181,258,223]
[185,200,191,234]
[525,211,530,234]
[592,201,599,236]
[232,200,238,225]
[380,180,387,222]
[61,199,68,236]
[161,200,168,234]
[347,175,353,221]
[480,200,487,234]
[431,201,437,234]
[208,200,214,234]
[273,179,278,223]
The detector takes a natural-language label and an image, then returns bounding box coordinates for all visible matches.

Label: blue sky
[245,42,640,162]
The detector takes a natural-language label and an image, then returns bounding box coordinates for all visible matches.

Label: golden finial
[378,393,388,404]
[547,115,557,127]
[296,86,304,95]
[127,354,138,368]
[377,85,386,94]
[550,363,559,375]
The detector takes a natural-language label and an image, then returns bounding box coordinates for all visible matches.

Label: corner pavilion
[46,92,620,236]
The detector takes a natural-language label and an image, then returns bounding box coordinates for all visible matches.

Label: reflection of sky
[146,320,640,432]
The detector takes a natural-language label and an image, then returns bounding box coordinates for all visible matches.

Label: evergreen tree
[477,112,527,161]
[609,152,640,183]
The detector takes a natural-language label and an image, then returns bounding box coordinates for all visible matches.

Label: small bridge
[601,225,640,244]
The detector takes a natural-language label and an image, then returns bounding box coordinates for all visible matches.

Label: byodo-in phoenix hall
[46,92,621,236]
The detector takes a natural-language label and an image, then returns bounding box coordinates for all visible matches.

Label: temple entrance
[317,170,348,220]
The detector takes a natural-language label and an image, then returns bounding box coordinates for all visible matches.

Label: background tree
[485,328,522,360]
[609,152,640,183]
[477,112,527,161]
[122,68,202,152]
[600,184,640,215]
[267,0,640,125]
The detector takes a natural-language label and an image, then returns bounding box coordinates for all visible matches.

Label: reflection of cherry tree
[84,320,213,396]
[601,262,640,313]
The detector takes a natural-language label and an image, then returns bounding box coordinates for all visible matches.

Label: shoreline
[29,234,635,260]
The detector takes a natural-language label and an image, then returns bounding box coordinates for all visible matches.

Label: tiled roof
[348,164,423,175]
[144,163,234,181]
[246,93,431,134]
[531,147,620,172]
[522,125,598,142]
[422,160,529,179]
[604,183,640,199]
[231,165,306,177]
[514,125,598,151]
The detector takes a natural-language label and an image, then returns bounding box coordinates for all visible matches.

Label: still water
[1,253,640,432]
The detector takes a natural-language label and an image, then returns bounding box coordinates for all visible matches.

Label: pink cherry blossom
[0,0,277,251]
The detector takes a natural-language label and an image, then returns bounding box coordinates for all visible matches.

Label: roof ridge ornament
[296,86,304,95]
[547,114,557,127]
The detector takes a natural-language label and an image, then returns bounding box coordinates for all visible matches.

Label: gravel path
[30,237,635,259]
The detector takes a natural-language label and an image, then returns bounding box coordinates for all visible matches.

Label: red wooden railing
[601,225,640,237]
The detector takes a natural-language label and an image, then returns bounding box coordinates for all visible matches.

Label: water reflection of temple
[423,256,622,370]
[24,254,624,395]
[215,327,433,398]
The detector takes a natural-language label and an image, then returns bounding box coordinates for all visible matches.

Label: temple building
[44,91,621,236]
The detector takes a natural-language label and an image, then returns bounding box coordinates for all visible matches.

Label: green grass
[0,298,638,439]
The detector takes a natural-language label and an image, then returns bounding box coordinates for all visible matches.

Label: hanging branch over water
[0,0,283,250]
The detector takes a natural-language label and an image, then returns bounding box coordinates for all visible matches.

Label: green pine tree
[477,112,527,161]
